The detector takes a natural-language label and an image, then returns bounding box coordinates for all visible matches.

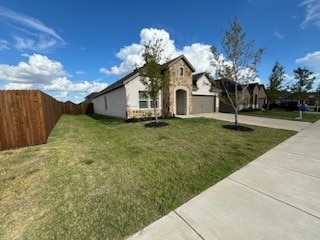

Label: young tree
[211,19,264,128]
[139,38,169,123]
[266,60,285,110]
[290,67,315,101]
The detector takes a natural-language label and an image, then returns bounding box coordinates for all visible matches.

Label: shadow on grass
[222,124,254,132]
[86,114,124,125]
[144,121,170,128]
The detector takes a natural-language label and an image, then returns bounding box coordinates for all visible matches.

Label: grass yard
[0,114,295,239]
[240,110,320,123]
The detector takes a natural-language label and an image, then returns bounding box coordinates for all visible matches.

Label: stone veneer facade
[163,59,193,117]
[126,109,162,119]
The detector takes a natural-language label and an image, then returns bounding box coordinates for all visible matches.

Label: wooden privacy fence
[0,90,93,151]
[64,101,93,114]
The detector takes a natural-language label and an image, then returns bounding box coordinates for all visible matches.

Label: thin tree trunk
[235,83,238,128]
[154,106,158,123]
[235,107,238,128]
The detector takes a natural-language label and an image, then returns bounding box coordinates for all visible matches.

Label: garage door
[192,95,215,114]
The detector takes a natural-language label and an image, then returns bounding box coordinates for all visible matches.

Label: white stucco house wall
[91,55,220,119]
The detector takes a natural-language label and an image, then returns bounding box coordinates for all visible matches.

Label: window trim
[139,91,148,109]
[179,67,184,76]
[138,91,160,109]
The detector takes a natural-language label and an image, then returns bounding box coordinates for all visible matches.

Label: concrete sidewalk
[127,120,320,240]
[186,113,311,131]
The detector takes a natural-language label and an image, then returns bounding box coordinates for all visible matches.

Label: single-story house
[244,83,267,109]
[215,80,267,113]
[91,55,220,119]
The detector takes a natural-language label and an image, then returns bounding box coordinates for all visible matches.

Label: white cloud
[180,43,216,74]
[300,0,320,29]
[0,39,9,50]
[0,5,64,51]
[76,70,85,75]
[44,77,108,93]
[54,91,69,102]
[101,28,214,76]
[101,28,263,84]
[0,53,65,83]
[14,36,57,51]
[4,82,33,90]
[273,31,284,40]
[0,54,108,102]
[296,51,320,73]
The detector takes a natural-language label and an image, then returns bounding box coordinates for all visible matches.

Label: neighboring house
[215,80,267,113]
[91,55,220,119]
[243,83,267,109]
[192,72,220,113]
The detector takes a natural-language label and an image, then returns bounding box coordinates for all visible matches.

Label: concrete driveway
[128,120,320,240]
[188,113,311,131]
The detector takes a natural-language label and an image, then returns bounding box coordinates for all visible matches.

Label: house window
[139,91,148,108]
[150,100,158,108]
[179,67,184,76]
[104,96,108,110]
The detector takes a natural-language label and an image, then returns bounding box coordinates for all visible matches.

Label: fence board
[0,90,93,151]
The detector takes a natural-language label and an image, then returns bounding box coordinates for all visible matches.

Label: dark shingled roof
[92,69,140,99]
[247,83,259,94]
[84,92,99,100]
[92,55,196,99]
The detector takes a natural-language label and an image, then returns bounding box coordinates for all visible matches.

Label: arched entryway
[176,89,187,115]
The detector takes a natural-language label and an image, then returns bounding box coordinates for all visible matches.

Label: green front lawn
[240,110,320,123]
[0,114,294,239]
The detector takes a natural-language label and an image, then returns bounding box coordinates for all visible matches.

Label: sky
[0,0,319,103]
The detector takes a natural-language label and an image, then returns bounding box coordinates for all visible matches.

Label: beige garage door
[192,95,215,114]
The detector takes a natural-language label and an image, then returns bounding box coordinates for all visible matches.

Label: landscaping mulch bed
[222,124,254,132]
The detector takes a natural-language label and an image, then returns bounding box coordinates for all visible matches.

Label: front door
[176,89,187,115]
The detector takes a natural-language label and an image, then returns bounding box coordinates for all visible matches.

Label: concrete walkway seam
[254,158,320,180]
[227,177,320,221]
[272,149,320,162]
[173,210,206,240]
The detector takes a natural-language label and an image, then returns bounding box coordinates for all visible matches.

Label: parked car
[263,102,281,110]
[280,101,299,111]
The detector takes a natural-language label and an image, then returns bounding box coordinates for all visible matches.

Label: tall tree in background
[290,67,315,101]
[315,84,320,112]
[139,38,169,123]
[211,19,264,128]
[266,60,285,110]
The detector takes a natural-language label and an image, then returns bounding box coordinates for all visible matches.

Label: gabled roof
[247,83,260,94]
[192,72,207,89]
[84,92,99,100]
[192,72,221,92]
[161,54,196,72]
[93,68,140,99]
[259,84,266,92]
[214,79,243,93]
[92,55,196,99]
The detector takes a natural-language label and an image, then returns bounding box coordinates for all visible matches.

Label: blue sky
[0,0,319,102]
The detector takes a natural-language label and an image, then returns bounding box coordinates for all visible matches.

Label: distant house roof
[247,83,260,94]
[214,79,242,93]
[92,55,196,99]
[65,100,75,104]
[192,72,221,92]
[214,80,265,94]
[259,84,266,91]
